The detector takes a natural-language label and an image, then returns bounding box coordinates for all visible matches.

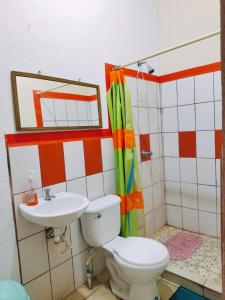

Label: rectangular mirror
[11,71,102,131]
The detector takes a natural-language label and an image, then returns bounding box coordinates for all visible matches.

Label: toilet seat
[104,236,169,270]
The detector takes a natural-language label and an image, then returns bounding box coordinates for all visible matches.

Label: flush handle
[94,213,101,219]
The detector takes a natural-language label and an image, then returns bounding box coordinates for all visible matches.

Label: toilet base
[109,279,129,300]
[129,281,160,300]
[110,279,160,300]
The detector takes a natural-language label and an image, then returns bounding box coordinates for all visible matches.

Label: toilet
[80,195,169,300]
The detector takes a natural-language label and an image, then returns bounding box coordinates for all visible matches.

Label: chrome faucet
[44,188,56,201]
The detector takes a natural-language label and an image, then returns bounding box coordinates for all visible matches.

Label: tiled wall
[126,75,166,237]
[6,66,222,299]
[162,71,222,237]
[8,137,116,300]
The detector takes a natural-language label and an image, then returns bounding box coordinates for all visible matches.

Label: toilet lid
[113,237,169,267]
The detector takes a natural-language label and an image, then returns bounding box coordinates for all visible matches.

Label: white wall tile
[177,77,194,105]
[137,79,149,107]
[199,211,217,237]
[197,158,216,185]
[181,183,198,209]
[64,141,85,180]
[154,205,166,231]
[152,158,163,184]
[9,146,42,194]
[196,131,215,158]
[48,228,72,269]
[161,81,177,108]
[182,208,199,232]
[132,106,139,135]
[86,173,104,200]
[195,73,214,103]
[51,259,74,300]
[103,169,117,195]
[216,159,221,186]
[180,158,197,183]
[178,105,195,131]
[92,248,106,276]
[163,133,179,157]
[19,232,49,283]
[135,135,141,162]
[149,108,159,133]
[67,177,87,197]
[153,182,163,208]
[164,157,180,181]
[145,211,154,237]
[165,181,181,206]
[14,191,44,240]
[25,272,52,300]
[198,185,217,213]
[196,102,214,130]
[166,204,182,228]
[215,101,222,129]
[44,182,66,194]
[73,249,89,289]
[138,108,149,134]
[126,76,137,106]
[101,138,115,171]
[214,71,222,100]
[162,107,178,132]
[70,220,88,256]
[150,133,161,158]
[143,186,153,214]
[217,187,221,213]
[141,161,152,187]
[148,82,159,108]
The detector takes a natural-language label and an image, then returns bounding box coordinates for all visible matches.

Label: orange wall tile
[215,130,223,159]
[39,143,66,187]
[139,134,151,162]
[179,131,196,158]
[83,139,103,176]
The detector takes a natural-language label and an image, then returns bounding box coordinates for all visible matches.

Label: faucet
[44,188,56,201]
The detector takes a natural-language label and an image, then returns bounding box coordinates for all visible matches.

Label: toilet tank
[80,195,121,247]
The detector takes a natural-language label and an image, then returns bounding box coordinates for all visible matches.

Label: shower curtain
[106,69,145,237]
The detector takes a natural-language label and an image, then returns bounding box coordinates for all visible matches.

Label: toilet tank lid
[85,195,121,213]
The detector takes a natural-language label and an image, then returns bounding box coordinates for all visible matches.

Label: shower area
[120,61,222,297]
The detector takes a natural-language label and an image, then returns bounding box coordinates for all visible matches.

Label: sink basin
[19,192,89,227]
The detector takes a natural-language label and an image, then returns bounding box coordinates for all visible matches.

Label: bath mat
[165,232,203,261]
[169,287,209,300]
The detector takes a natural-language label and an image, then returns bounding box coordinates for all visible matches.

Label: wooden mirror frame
[11,71,102,131]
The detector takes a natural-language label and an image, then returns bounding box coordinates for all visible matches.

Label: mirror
[11,71,102,131]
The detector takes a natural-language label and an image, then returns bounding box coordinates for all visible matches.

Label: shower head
[137,61,155,74]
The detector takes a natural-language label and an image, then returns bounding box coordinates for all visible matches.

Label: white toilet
[80,195,169,300]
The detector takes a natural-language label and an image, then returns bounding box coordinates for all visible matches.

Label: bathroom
[0,0,224,300]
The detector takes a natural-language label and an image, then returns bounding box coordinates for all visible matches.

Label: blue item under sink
[0,280,30,300]
[170,287,209,300]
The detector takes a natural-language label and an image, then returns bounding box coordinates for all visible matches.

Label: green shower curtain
[106,69,145,237]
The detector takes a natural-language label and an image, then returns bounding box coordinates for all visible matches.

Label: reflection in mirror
[11,72,102,131]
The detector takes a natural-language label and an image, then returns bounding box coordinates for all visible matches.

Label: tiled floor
[66,279,177,300]
[153,226,222,294]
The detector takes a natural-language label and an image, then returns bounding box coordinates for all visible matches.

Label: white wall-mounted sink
[19,192,89,227]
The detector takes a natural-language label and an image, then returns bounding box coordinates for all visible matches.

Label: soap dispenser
[25,170,38,206]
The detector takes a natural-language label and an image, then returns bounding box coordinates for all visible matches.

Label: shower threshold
[153,226,222,300]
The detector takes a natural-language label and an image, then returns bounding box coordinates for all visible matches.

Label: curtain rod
[114,30,220,70]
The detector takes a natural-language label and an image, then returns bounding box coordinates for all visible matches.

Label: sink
[19,192,89,227]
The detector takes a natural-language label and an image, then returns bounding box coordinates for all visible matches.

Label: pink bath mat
[165,232,203,261]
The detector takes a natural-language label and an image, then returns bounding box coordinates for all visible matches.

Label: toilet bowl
[103,236,169,300]
[80,195,169,300]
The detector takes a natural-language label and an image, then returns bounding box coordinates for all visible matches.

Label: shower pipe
[113,30,221,70]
